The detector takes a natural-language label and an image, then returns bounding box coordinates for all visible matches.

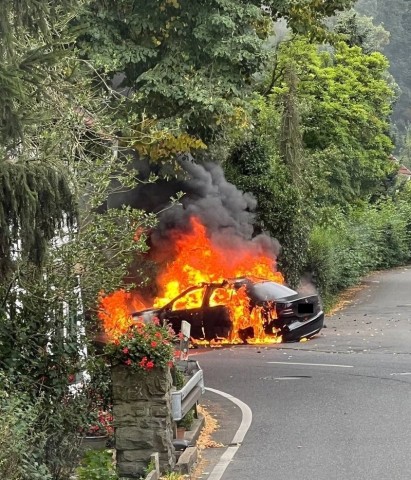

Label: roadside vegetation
[1,1,410,478]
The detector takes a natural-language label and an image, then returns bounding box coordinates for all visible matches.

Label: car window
[209,287,233,307]
[172,287,206,310]
[249,281,297,301]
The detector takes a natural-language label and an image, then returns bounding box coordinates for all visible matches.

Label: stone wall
[111,365,175,478]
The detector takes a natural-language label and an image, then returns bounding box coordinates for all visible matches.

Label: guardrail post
[180,321,190,360]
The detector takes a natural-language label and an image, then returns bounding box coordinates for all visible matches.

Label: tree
[0,3,158,477]
[356,0,411,137]
[0,1,84,275]
[333,9,390,53]
[279,65,303,180]
[225,134,310,288]
[398,125,411,169]
[0,0,84,144]
[77,0,355,149]
[272,37,395,207]
[0,0,158,311]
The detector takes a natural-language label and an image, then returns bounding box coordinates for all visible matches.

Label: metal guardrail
[171,360,205,421]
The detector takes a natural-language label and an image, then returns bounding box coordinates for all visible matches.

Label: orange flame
[99,216,284,343]
[154,217,283,306]
[98,290,146,338]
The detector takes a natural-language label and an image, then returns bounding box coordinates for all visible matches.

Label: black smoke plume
[108,154,281,259]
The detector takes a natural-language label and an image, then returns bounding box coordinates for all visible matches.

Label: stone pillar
[111,365,175,478]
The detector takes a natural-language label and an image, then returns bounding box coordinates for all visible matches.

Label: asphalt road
[192,266,411,480]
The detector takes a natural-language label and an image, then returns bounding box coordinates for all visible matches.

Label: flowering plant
[104,318,175,372]
[82,407,113,437]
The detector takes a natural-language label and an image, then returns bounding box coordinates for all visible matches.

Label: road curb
[174,414,205,474]
[175,447,198,474]
[185,415,205,445]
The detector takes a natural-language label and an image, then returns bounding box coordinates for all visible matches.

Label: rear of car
[248,281,324,342]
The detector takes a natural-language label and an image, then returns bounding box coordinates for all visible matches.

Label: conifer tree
[0,1,81,276]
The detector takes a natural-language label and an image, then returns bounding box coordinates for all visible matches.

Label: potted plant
[175,408,195,439]
[104,318,176,372]
[80,407,113,451]
[177,409,195,431]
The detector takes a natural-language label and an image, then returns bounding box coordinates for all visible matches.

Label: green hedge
[307,199,411,309]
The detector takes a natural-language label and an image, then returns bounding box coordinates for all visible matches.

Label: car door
[161,286,206,338]
[201,285,233,340]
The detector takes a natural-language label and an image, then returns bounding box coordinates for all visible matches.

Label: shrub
[171,367,185,390]
[0,390,52,480]
[160,473,185,480]
[0,370,104,480]
[76,450,117,480]
[307,199,411,309]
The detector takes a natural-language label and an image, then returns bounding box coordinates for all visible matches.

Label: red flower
[85,409,113,437]
[105,321,175,372]
[167,361,174,367]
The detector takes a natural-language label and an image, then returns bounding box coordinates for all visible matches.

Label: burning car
[132,278,324,344]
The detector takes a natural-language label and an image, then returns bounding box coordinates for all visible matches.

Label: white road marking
[273,377,305,380]
[205,387,252,480]
[390,372,411,376]
[267,361,353,368]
